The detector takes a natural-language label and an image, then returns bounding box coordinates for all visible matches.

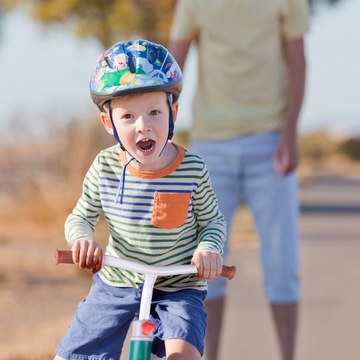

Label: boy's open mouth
[137,139,155,152]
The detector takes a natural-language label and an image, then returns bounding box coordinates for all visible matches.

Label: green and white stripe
[65,143,226,291]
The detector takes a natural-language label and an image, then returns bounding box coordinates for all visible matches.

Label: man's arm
[168,40,192,70]
[275,37,306,175]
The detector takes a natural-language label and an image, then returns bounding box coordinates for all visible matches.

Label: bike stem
[139,273,157,321]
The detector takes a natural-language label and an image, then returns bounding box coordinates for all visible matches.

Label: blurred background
[0,0,359,359]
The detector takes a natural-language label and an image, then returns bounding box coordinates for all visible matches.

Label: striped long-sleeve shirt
[65,143,226,291]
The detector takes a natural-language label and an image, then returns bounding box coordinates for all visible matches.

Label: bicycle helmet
[91,39,182,106]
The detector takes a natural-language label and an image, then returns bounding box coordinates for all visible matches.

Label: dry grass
[0,119,113,228]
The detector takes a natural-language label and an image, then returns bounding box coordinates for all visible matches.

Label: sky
[0,0,359,142]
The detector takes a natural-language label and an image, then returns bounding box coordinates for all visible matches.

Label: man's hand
[274,133,300,175]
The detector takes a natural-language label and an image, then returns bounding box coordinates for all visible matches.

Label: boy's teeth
[138,139,154,151]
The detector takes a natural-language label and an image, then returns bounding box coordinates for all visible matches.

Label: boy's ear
[100,112,114,135]
[171,102,179,123]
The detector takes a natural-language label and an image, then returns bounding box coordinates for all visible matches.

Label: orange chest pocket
[151,192,191,229]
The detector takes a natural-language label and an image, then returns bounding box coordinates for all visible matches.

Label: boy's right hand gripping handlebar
[54,249,236,280]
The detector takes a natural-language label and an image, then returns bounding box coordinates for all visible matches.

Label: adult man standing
[169,1,308,359]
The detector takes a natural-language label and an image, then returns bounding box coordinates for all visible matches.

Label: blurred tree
[6,0,344,48]
[0,0,17,42]
[18,0,176,48]
[340,138,360,162]
[0,0,16,11]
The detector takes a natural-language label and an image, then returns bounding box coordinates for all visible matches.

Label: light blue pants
[191,131,300,303]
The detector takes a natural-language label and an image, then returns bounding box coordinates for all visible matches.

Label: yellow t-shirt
[170,0,309,140]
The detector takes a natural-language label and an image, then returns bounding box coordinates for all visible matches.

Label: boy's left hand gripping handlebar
[54,249,236,280]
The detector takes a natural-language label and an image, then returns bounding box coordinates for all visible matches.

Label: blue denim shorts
[191,131,300,303]
[56,274,207,360]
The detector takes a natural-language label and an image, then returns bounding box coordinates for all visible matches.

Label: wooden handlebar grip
[221,265,236,280]
[54,249,73,265]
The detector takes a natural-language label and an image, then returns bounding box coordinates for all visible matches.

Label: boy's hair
[90,39,183,109]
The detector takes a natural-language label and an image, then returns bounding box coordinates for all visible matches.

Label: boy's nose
[136,116,151,132]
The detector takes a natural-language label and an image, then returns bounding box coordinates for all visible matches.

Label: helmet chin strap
[166,92,175,140]
[158,92,175,157]
[115,156,135,204]
[106,100,135,205]
[107,100,125,150]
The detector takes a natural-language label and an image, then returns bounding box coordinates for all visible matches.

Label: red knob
[141,321,156,335]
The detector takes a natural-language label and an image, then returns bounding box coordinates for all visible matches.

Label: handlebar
[55,249,236,280]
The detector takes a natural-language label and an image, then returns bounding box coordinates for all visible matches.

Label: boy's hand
[71,240,103,272]
[191,251,223,280]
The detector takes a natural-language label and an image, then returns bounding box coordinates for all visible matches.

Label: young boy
[54,39,226,360]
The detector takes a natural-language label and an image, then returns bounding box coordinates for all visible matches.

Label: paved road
[218,174,360,360]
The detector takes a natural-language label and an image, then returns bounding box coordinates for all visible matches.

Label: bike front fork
[129,319,156,360]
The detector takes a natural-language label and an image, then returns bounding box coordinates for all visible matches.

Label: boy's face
[101,92,178,170]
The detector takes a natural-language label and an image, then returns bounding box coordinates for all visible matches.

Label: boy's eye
[150,110,161,116]
[123,113,133,119]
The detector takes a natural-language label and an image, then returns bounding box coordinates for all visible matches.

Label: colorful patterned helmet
[90,39,183,108]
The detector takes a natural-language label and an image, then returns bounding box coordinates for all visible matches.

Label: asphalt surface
[218,173,360,360]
